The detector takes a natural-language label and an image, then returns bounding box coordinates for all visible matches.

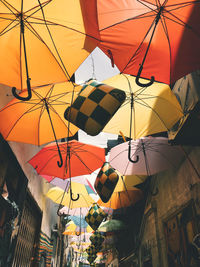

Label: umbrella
[63,221,91,236]
[96,0,200,86]
[98,219,127,232]
[101,74,183,140]
[114,174,147,192]
[0,0,99,100]
[97,188,143,210]
[109,136,184,176]
[46,186,94,209]
[41,175,96,194]
[28,140,105,179]
[0,82,79,146]
[59,207,92,217]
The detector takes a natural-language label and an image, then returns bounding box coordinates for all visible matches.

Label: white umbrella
[109,137,184,176]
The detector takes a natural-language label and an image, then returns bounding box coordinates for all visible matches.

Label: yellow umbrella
[46,184,94,209]
[114,174,147,192]
[63,221,93,235]
[102,74,183,139]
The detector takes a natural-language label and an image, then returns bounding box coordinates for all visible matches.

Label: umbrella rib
[133,95,180,131]
[162,4,200,38]
[70,151,97,174]
[121,14,157,74]
[37,0,71,80]
[1,0,19,14]
[0,101,44,140]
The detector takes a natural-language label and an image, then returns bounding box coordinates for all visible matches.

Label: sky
[74,47,119,148]
[75,47,119,83]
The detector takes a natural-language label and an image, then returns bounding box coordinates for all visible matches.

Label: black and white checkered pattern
[85,203,107,231]
[94,162,119,203]
[64,80,126,136]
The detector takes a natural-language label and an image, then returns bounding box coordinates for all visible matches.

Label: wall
[140,146,200,267]
[0,84,59,238]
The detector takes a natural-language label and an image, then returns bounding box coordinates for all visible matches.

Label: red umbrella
[28,140,105,179]
[96,0,200,86]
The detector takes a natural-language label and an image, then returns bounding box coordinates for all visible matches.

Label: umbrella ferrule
[130,93,134,109]
[155,6,163,24]
[19,13,24,33]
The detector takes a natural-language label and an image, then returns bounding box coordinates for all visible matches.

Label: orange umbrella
[0,82,80,166]
[0,0,99,100]
[28,140,105,179]
[96,0,200,86]
[97,188,143,210]
[0,82,79,145]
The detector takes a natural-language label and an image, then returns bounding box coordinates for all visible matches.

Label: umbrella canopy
[102,74,183,139]
[41,175,96,194]
[0,0,99,100]
[0,82,79,145]
[60,207,91,217]
[28,140,105,179]
[99,219,127,232]
[96,0,200,86]
[114,174,147,192]
[46,186,94,209]
[109,137,184,176]
[97,188,143,210]
[63,221,93,235]
[70,215,90,229]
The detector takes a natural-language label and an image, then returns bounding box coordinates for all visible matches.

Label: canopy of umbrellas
[0,0,199,265]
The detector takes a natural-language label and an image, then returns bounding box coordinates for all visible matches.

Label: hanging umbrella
[63,221,93,235]
[98,219,127,232]
[0,82,79,145]
[41,174,96,194]
[96,0,200,86]
[46,186,94,209]
[101,74,183,140]
[109,136,184,176]
[97,188,143,210]
[59,207,92,217]
[114,174,147,192]
[0,0,99,100]
[28,140,105,179]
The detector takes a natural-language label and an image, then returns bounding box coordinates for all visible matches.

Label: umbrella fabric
[109,137,184,176]
[0,0,99,93]
[102,74,183,139]
[114,174,147,192]
[59,207,91,217]
[69,215,90,229]
[63,221,93,235]
[98,219,126,232]
[28,140,105,179]
[0,82,79,145]
[46,186,94,209]
[96,0,200,85]
[97,188,143,210]
[41,175,96,194]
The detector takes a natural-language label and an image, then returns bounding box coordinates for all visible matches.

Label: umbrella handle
[12,78,32,101]
[128,142,139,163]
[136,65,155,87]
[70,191,80,201]
[57,148,63,167]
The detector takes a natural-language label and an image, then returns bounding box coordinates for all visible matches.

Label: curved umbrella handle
[57,146,63,167]
[12,78,32,101]
[128,142,139,163]
[70,190,80,201]
[136,65,154,87]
